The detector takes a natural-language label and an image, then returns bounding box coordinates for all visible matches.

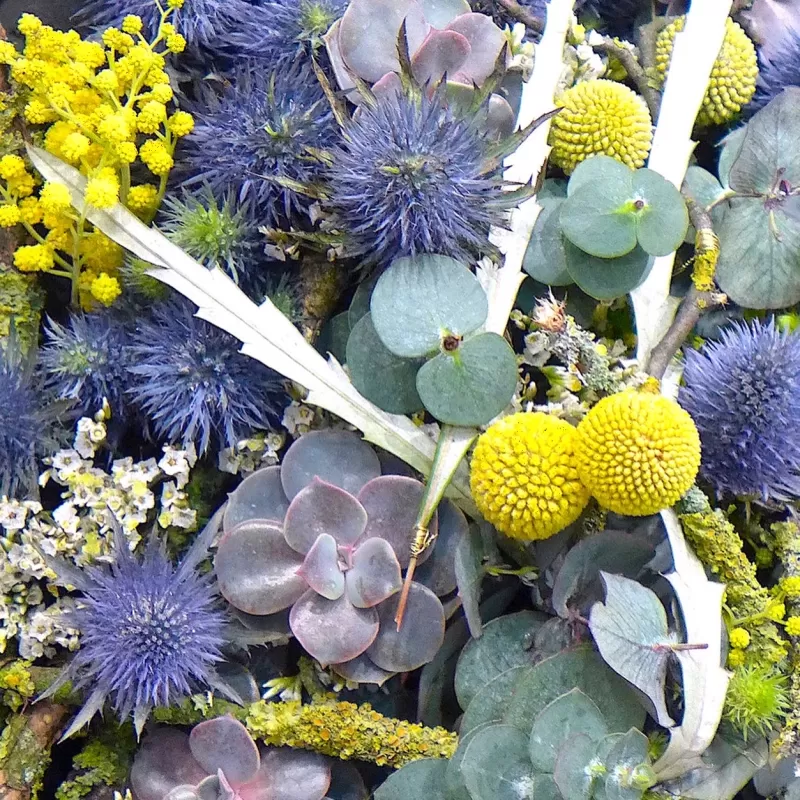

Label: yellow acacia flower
[46,227,72,252]
[40,182,73,215]
[0,205,20,227]
[729,628,751,650]
[574,389,701,516]
[61,132,91,163]
[115,141,138,164]
[121,15,144,35]
[149,84,174,104]
[98,112,133,143]
[549,79,652,175]
[0,42,18,65]
[85,169,120,209]
[80,230,123,271]
[18,197,42,225]
[168,110,194,137]
[781,576,800,598]
[73,40,106,69]
[786,617,800,637]
[126,184,160,215]
[727,649,746,668]
[14,244,54,272]
[93,69,120,94]
[17,13,42,37]
[139,139,174,176]
[24,98,57,124]
[90,272,122,306]
[0,155,27,180]
[470,412,590,541]
[8,172,36,198]
[102,28,135,53]
[166,33,187,54]
[136,100,167,134]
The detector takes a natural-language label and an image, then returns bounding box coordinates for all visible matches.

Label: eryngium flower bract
[327,91,506,265]
[127,299,283,454]
[225,0,347,68]
[750,32,800,114]
[45,520,226,737]
[73,0,252,56]
[40,313,132,423]
[0,345,49,497]
[179,66,336,226]
[679,318,800,501]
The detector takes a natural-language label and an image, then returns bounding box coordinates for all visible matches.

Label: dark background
[0,0,84,38]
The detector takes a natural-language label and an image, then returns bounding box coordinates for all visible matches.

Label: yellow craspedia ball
[574,390,701,516]
[549,79,652,175]
[655,17,758,128]
[470,412,590,541]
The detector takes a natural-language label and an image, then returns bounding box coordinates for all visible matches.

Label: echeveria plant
[215,430,460,677]
[325,0,515,135]
[130,715,331,800]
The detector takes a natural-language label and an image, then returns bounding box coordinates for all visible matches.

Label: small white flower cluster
[218,430,286,475]
[282,400,318,437]
[0,412,200,655]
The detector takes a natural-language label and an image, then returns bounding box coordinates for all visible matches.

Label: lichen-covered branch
[0,701,69,800]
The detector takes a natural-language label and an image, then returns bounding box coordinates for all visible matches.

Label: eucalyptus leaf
[374,758,449,800]
[371,254,488,358]
[603,729,651,800]
[460,665,531,736]
[589,572,677,727]
[446,723,494,800]
[630,169,689,257]
[345,314,424,415]
[455,611,544,710]
[529,689,609,773]
[552,734,597,800]
[461,724,533,800]
[416,333,518,427]
[566,154,633,198]
[684,166,728,212]
[522,199,573,286]
[551,531,655,618]
[564,241,653,301]
[717,126,746,189]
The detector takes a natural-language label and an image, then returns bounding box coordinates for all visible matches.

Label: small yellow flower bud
[0,205,21,227]
[767,602,786,622]
[18,197,42,225]
[61,132,91,163]
[85,169,120,209]
[90,272,122,306]
[0,155,27,181]
[121,15,144,35]
[126,184,160,215]
[165,33,187,54]
[167,110,194,137]
[17,14,42,37]
[136,100,167,134]
[729,628,750,650]
[40,182,73,215]
[14,243,54,272]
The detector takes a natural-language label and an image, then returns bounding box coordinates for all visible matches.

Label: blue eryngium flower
[225,0,347,69]
[749,32,800,113]
[74,0,252,57]
[40,313,132,423]
[327,91,510,266]
[679,318,800,502]
[179,65,336,226]
[43,519,227,738]
[127,299,284,454]
[0,344,50,497]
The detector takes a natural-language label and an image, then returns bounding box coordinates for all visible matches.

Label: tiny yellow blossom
[90,272,122,306]
[46,227,72,252]
[768,602,787,622]
[0,42,18,65]
[126,184,160,215]
[24,98,57,124]
[8,172,36,198]
[102,28,135,53]
[0,155,27,181]
[73,40,106,68]
[780,576,800,598]
[139,139,174,176]
[121,15,144,35]
[85,169,120,209]
[98,112,133,143]
[168,110,194,137]
[167,0,186,9]
[115,141,138,164]
[93,69,120,93]
[18,197,42,225]
[17,13,42,37]
[786,616,800,637]
[61,132,91,163]
[729,628,751,650]
[166,33,187,54]
[14,244,54,272]
[0,205,21,227]
[150,84,174,104]
[40,182,73,215]
[727,649,746,668]
[136,100,167,134]
[80,230,124,271]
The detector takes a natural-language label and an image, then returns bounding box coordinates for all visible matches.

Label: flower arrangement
[2,0,800,799]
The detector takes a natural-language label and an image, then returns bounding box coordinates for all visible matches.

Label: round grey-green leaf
[346,314,423,415]
[371,254,489,358]
[560,176,637,259]
[416,332,518,427]
[630,169,689,257]
[374,758,449,800]
[564,241,653,300]
[523,198,573,286]
[566,155,633,198]
[461,724,534,800]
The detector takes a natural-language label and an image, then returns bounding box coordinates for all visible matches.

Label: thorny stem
[592,37,662,120]
[493,0,544,32]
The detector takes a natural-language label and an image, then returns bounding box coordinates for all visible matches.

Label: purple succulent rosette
[215,430,465,679]
[324,0,515,136]
[130,715,331,800]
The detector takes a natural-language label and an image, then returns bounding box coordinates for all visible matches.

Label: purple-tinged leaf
[323,20,358,98]
[284,479,368,554]
[224,466,289,531]
[372,72,403,101]
[444,13,506,85]
[411,29,470,86]
[247,748,331,800]
[485,94,518,139]
[228,608,292,647]
[215,520,305,615]
[346,538,402,608]
[189,716,260,785]
[192,774,232,800]
[165,787,202,800]
[300,534,346,600]
[130,729,207,800]
[290,589,380,665]
[337,0,429,82]
[357,476,436,569]
[418,0,471,26]
[367,583,445,672]
[415,499,466,596]
[332,653,395,686]
[281,431,381,500]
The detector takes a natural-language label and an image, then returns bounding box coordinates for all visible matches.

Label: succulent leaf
[410,29,471,86]
[346,537,403,608]
[189,716,261,785]
[222,465,290,531]
[300,533,347,601]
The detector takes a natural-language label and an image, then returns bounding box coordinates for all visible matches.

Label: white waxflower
[0,499,28,531]
[282,401,316,436]
[169,505,197,530]
[53,503,81,535]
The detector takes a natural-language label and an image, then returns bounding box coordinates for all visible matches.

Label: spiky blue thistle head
[0,343,51,497]
[127,298,284,455]
[679,318,800,502]
[73,0,253,58]
[46,520,227,737]
[224,0,347,69]
[39,313,133,424]
[158,187,270,298]
[327,91,511,266]
[178,65,337,226]
[749,31,800,114]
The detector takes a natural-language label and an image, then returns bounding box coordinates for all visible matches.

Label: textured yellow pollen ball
[548,79,652,175]
[574,390,701,516]
[470,412,590,541]
[655,17,758,127]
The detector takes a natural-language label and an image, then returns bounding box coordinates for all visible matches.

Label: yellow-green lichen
[0,660,35,710]
[0,268,44,357]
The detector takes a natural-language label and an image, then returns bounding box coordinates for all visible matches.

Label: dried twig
[593,37,662,120]
[493,0,544,32]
